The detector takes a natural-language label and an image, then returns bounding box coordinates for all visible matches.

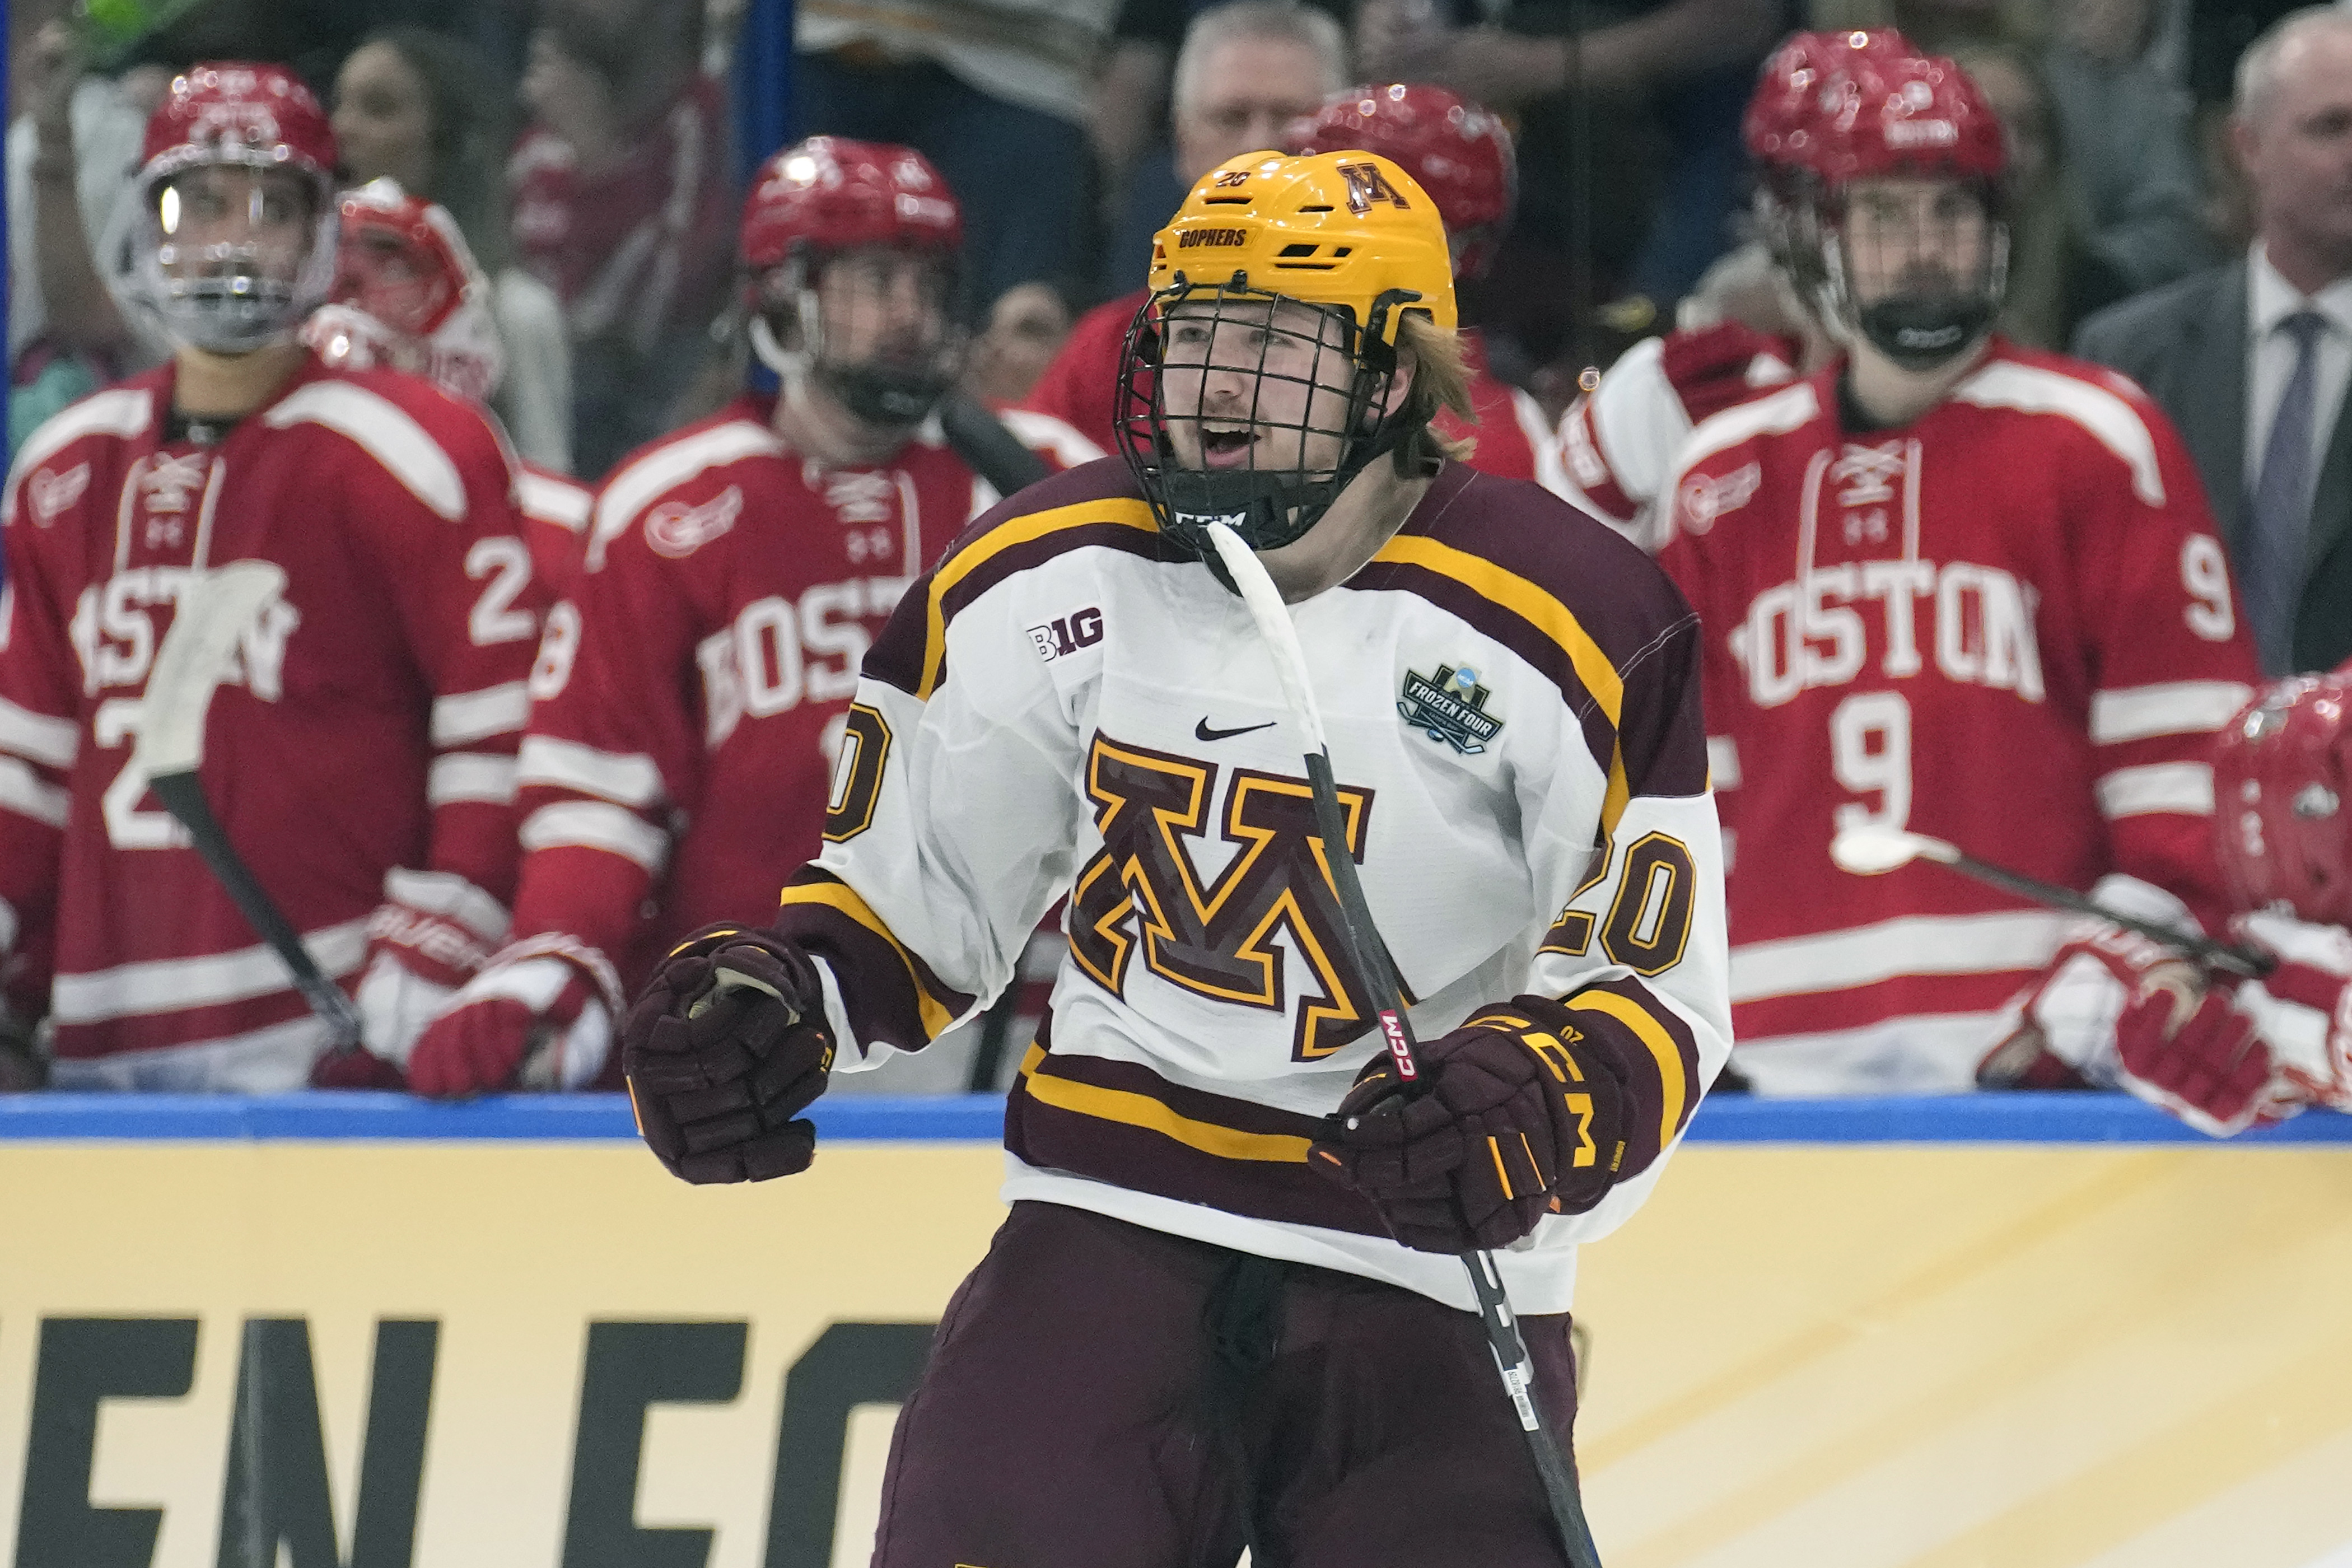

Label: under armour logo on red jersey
[26,463,90,526]
[820,469,898,525]
[645,486,743,559]
[138,452,213,517]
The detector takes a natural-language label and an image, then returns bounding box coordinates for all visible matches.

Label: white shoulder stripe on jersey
[0,757,69,827]
[427,752,519,806]
[587,420,781,571]
[262,382,468,521]
[2,388,154,524]
[520,800,671,873]
[51,916,372,1025]
[2088,680,2253,745]
[1706,735,1741,790]
[1510,385,1573,502]
[1953,361,2166,506]
[430,682,530,746]
[383,866,511,942]
[516,469,592,531]
[2097,761,2214,818]
[0,694,81,769]
[1729,909,2069,1004]
[1586,335,1687,510]
[516,735,665,808]
[994,407,1108,471]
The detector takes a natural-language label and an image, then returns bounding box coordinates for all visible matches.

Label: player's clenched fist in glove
[1310,995,1628,1253]
[317,869,512,1090]
[623,923,835,1183]
[404,936,624,1098]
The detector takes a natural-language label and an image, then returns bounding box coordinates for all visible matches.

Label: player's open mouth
[1199,426,1258,468]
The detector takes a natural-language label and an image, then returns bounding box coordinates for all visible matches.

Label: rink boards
[1,1093,2348,1568]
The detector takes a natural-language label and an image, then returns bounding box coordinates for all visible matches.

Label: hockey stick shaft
[937,391,1053,499]
[1210,526,1603,1568]
[1936,851,2272,979]
[147,773,365,1048]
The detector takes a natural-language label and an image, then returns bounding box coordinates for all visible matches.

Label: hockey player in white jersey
[615,150,1729,1563]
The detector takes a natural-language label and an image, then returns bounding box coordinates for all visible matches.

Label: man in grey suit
[2074,6,2352,675]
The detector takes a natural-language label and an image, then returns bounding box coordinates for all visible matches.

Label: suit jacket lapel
[2182,262,2250,546]
[2307,363,2352,574]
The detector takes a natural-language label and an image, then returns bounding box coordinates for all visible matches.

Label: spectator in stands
[510,0,732,478]
[334,27,575,473]
[1357,0,1782,329]
[2074,6,2352,676]
[1025,1,1345,449]
[795,0,1120,316]
[7,11,155,456]
[961,281,1074,407]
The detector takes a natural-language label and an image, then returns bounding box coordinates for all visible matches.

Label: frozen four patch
[1397,665,1502,755]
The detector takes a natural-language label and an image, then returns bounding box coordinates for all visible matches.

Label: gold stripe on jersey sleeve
[776,880,956,1040]
[1371,533,1636,830]
[1562,987,1687,1151]
[918,497,1160,698]
[1370,534,1625,724]
[1018,1044,1315,1163]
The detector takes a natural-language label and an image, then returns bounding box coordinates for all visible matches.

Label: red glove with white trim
[2227,909,2352,1114]
[324,869,509,1089]
[1978,878,2204,1092]
[407,934,623,1098]
[2112,971,2273,1137]
[1309,994,1628,1253]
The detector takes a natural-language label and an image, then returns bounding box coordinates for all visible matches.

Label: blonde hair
[1394,312,1477,468]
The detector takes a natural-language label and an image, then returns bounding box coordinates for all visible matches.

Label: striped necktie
[2246,309,2328,674]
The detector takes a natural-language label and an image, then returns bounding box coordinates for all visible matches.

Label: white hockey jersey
[776,458,1733,1312]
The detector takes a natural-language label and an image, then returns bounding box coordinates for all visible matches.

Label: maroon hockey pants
[870,1201,1582,1568]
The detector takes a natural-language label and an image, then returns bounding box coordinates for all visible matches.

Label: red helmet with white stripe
[1286,83,1516,279]
[739,137,967,427]
[131,63,340,353]
[2214,672,2352,927]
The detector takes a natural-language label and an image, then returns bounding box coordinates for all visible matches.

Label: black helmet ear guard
[1116,273,1429,589]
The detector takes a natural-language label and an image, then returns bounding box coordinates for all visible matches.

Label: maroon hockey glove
[2114,979,2272,1137]
[623,923,835,1183]
[310,1045,408,1090]
[1309,995,1628,1253]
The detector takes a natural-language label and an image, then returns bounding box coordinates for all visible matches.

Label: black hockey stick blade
[938,391,1054,500]
[135,563,366,1050]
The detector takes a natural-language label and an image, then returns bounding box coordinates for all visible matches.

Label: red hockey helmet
[2213,672,2352,927]
[739,136,963,274]
[1742,30,1913,181]
[303,179,505,402]
[740,137,967,427]
[1285,83,1516,279]
[1814,51,2006,188]
[132,63,340,353]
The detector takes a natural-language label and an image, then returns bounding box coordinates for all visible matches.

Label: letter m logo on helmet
[1336,161,1411,216]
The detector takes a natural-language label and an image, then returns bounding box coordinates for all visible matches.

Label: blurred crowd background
[4,0,2308,482]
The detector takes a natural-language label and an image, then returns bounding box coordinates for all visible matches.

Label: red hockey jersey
[1657,342,2261,1092]
[0,357,545,1086]
[1558,322,1798,544]
[509,394,1099,986]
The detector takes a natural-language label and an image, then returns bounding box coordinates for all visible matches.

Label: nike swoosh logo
[1194,717,1276,742]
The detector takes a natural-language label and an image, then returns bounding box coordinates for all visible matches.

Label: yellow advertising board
[1,1093,2348,1568]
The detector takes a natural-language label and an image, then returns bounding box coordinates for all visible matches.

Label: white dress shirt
[2246,241,2352,510]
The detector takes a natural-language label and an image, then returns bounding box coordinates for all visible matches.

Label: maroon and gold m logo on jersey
[1068,731,1394,1061]
[1336,162,1411,217]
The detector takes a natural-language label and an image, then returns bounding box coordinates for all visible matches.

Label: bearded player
[390,139,1099,1097]
[616,150,1729,1563]
[0,65,544,1091]
[1657,49,2261,1094]
[1557,29,1915,545]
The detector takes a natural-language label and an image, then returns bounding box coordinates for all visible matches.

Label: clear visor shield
[1117,282,1392,556]
[755,246,967,426]
[1822,178,2006,369]
[141,164,335,353]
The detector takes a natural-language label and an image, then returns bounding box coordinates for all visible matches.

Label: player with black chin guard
[617,148,1730,1564]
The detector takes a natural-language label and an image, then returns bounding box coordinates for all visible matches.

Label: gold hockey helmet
[1118,151,1459,572]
